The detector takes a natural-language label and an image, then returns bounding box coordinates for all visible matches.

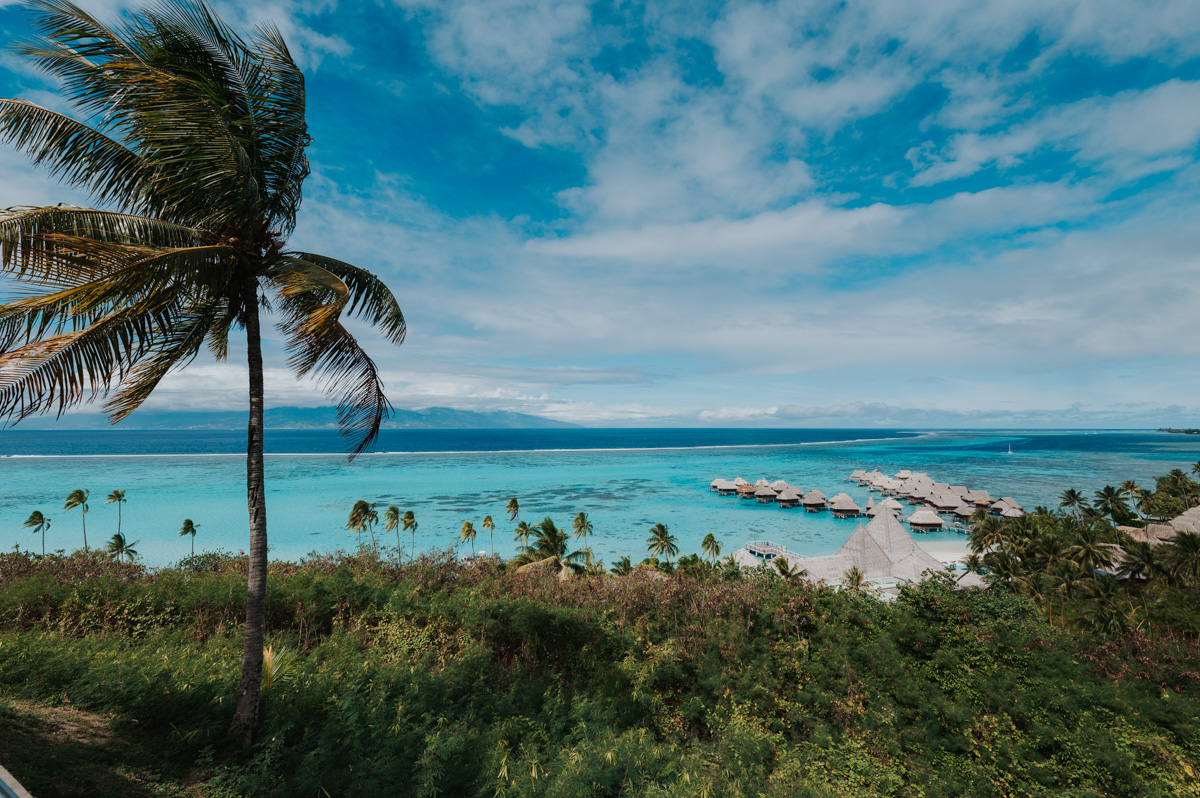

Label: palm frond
[0,101,154,208]
[287,252,406,344]
[0,304,176,419]
[0,207,201,268]
[284,320,391,457]
[249,24,308,233]
[103,299,228,421]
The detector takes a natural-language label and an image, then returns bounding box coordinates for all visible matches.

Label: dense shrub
[0,552,1198,796]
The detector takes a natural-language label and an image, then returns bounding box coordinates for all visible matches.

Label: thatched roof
[908,508,945,527]
[755,478,770,488]
[770,480,790,492]
[777,489,802,502]
[895,470,912,479]
[1001,507,1025,518]
[829,493,862,512]
[733,477,749,486]
[865,496,875,509]
[736,483,757,494]
[849,470,867,479]
[755,486,778,498]
[952,504,976,517]
[801,490,826,505]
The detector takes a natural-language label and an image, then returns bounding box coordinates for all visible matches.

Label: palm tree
[179,518,199,562]
[610,555,633,576]
[1093,486,1130,523]
[571,512,593,544]
[401,511,417,562]
[383,505,401,559]
[482,515,495,558]
[958,552,984,583]
[701,533,722,562]
[346,500,377,550]
[64,489,90,552]
[105,490,127,539]
[983,548,1020,590]
[22,511,50,557]
[510,518,587,579]
[105,531,139,563]
[514,520,531,548]
[969,516,1007,553]
[1163,531,1200,588]
[1067,524,1114,577]
[460,520,477,555]
[1117,540,1158,582]
[1192,461,1200,480]
[774,556,806,582]
[0,1,405,742]
[645,522,679,565]
[842,565,870,592]
[506,497,520,522]
[1058,488,1089,519]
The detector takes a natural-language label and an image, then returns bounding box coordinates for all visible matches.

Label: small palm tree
[506,497,520,522]
[610,555,633,576]
[959,552,984,583]
[842,565,870,592]
[701,533,722,562]
[1067,524,1114,578]
[1163,531,1200,588]
[1191,461,1200,480]
[774,556,806,582]
[1058,488,1089,519]
[460,520,477,555]
[571,512,593,543]
[1117,540,1158,582]
[64,489,90,552]
[179,518,199,562]
[384,505,401,559]
[482,515,496,558]
[1093,486,1130,523]
[514,520,531,548]
[645,523,678,565]
[106,531,139,563]
[346,500,377,550]
[105,490,128,539]
[22,510,50,557]
[401,511,418,562]
[510,518,587,579]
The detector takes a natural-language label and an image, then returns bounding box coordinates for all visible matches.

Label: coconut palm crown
[0,0,405,743]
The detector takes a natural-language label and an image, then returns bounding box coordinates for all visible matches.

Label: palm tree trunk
[232,287,268,745]
[82,511,87,553]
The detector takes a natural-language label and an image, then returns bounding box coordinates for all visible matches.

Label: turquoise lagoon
[1,429,1197,568]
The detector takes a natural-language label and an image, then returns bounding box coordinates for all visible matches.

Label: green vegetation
[1,545,1198,797]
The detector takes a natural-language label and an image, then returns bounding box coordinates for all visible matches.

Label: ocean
[2,428,1197,568]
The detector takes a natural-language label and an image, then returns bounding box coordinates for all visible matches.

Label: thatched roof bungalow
[829,493,864,517]
[770,480,790,492]
[755,485,779,503]
[801,490,827,512]
[907,508,945,531]
[777,489,801,508]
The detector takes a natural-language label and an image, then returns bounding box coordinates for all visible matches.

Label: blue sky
[3,0,1200,427]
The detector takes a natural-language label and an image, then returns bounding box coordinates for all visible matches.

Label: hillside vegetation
[1,546,1197,797]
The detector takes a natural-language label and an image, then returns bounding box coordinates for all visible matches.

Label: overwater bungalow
[801,490,827,512]
[952,504,976,519]
[895,469,912,480]
[733,477,749,487]
[710,478,723,492]
[847,469,867,482]
[1001,507,1026,518]
[755,485,779,503]
[868,497,904,516]
[754,478,770,488]
[967,490,995,506]
[865,496,875,512]
[829,493,864,518]
[737,483,758,500]
[927,493,961,513]
[907,508,945,531]
[714,479,738,495]
[777,488,801,508]
[770,479,790,492]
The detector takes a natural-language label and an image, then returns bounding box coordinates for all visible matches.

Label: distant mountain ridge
[16,406,579,430]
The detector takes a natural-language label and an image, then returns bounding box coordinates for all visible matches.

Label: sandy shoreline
[916,539,970,565]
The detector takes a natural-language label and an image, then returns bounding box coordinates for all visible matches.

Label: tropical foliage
[0,548,1197,796]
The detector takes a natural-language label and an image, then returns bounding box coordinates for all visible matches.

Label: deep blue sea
[2,428,1197,568]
